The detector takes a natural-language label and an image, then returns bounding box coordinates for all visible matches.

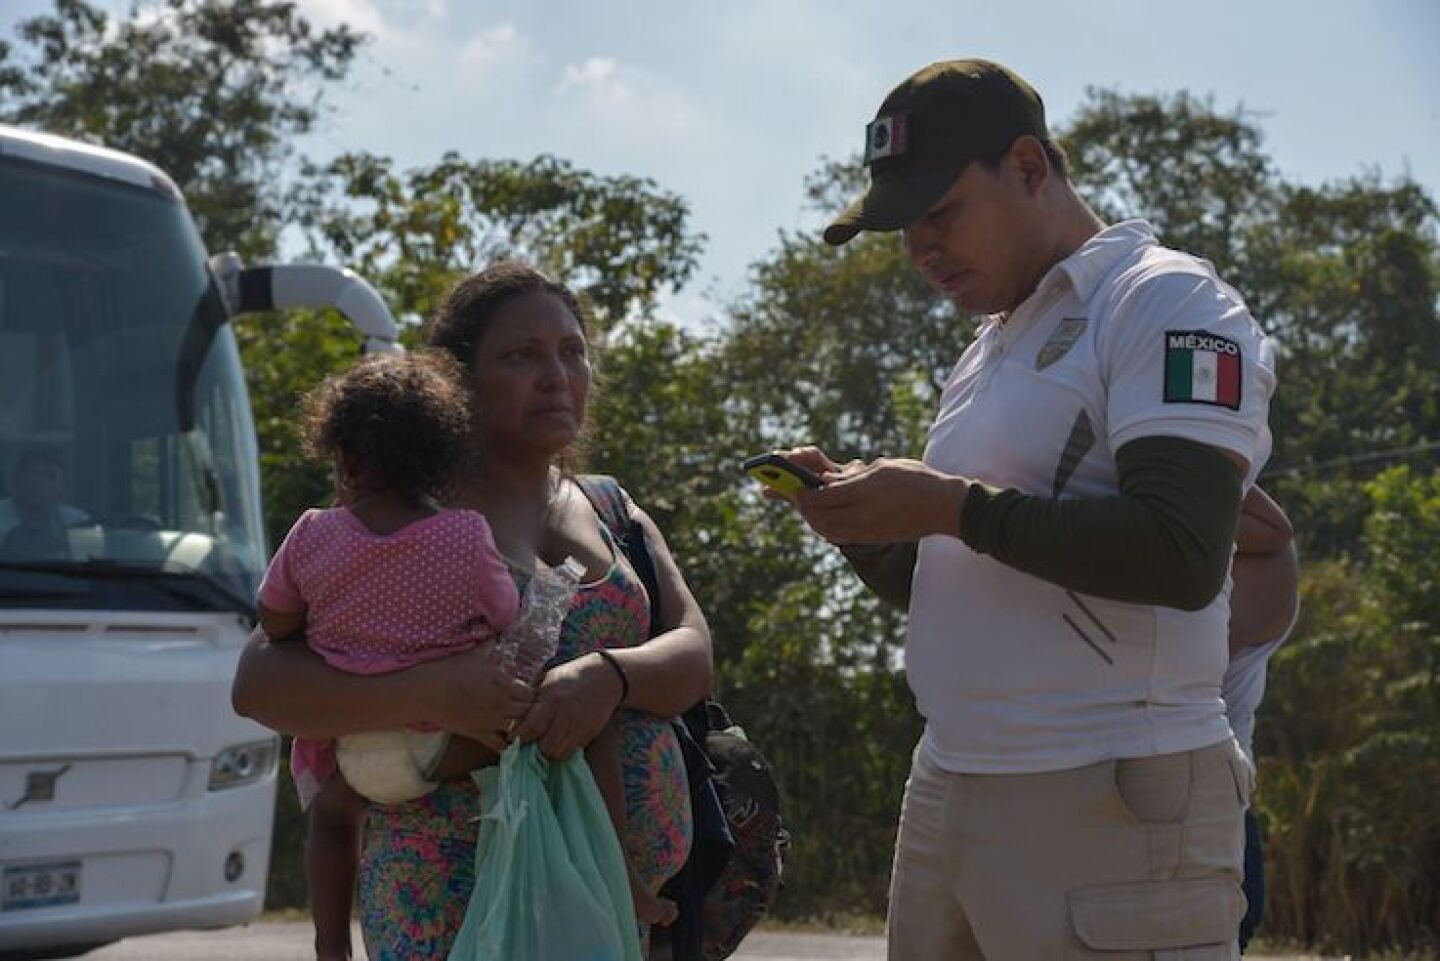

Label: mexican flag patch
[863,113,909,165]
[1164,330,1242,410]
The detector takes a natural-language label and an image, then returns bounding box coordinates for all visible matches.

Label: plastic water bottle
[500,556,586,684]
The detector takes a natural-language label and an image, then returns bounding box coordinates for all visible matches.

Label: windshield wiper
[0,561,95,599]
[0,559,255,621]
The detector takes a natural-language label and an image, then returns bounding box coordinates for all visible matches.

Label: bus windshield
[0,155,265,615]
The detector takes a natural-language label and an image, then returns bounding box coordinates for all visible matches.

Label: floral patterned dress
[356,520,693,960]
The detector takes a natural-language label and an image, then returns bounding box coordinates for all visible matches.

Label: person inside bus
[232,262,712,961]
[0,445,89,560]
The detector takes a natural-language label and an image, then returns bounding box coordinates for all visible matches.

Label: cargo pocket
[1227,743,1255,809]
[1067,876,1243,959]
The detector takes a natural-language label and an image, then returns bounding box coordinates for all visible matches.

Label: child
[257,351,520,961]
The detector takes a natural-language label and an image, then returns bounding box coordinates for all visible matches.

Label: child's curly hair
[300,351,471,502]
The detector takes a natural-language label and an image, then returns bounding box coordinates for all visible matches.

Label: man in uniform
[779,59,1276,960]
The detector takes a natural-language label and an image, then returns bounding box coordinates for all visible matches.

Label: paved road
[73,923,885,959]
[68,923,1331,959]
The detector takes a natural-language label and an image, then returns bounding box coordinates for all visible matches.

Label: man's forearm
[959,437,1243,611]
[841,541,919,611]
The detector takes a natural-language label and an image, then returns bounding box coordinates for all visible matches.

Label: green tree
[0,0,364,259]
[244,151,705,548]
[1260,467,1440,954]
[1063,89,1278,289]
[290,151,704,332]
[725,161,962,461]
[1254,180,1440,555]
[1061,90,1440,557]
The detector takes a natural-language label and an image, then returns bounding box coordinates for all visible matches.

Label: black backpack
[577,476,788,961]
[694,701,788,960]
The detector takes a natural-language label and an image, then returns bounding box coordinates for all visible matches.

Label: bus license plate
[2,861,81,911]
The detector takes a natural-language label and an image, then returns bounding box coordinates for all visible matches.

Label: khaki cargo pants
[887,739,1252,960]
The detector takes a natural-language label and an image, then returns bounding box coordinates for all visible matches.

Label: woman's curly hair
[426,261,591,376]
[425,261,596,472]
[300,351,471,502]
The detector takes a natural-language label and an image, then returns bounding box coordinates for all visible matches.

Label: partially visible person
[778,58,1276,960]
[256,351,520,961]
[1224,484,1300,954]
[0,445,89,560]
[233,262,711,960]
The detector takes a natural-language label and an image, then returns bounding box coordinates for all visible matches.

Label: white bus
[0,125,399,959]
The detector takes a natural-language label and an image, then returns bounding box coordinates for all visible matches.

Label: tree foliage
[291,151,704,333]
[1260,467,1440,954]
[1063,89,1277,287]
[241,152,705,547]
[1062,90,1440,558]
[0,0,364,259]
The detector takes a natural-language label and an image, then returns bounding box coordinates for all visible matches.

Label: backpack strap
[575,477,734,960]
[576,474,662,633]
[576,472,713,734]
[575,473,628,537]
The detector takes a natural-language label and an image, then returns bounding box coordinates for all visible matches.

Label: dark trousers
[1238,806,1265,952]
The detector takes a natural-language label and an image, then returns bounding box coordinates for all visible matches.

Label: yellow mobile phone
[743,453,824,496]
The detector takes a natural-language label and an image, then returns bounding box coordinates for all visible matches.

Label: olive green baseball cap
[823,59,1049,246]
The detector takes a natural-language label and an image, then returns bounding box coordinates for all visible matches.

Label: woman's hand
[417,644,538,753]
[511,652,624,760]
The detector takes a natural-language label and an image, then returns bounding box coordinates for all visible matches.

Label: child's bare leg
[586,717,678,928]
[427,735,501,783]
[306,776,368,961]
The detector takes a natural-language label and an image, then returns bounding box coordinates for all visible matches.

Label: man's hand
[754,446,848,503]
[775,446,843,477]
[793,456,969,545]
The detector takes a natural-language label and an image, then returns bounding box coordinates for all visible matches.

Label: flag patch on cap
[864,113,909,165]
[1164,330,1242,410]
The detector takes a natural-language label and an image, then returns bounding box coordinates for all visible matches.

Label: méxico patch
[1164,330,1242,410]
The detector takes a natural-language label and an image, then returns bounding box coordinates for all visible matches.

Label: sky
[4,0,1438,326]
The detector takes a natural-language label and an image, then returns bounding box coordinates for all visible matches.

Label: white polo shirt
[910,220,1276,775]
[1222,608,1297,765]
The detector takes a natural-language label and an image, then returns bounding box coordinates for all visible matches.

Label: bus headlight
[208,737,278,791]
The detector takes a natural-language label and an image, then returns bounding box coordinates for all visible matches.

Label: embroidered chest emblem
[1036,316,1087,370]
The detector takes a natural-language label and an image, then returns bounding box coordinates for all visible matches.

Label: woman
[232,262,713,960]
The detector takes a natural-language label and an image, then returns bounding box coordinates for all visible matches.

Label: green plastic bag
[447,741,644,961]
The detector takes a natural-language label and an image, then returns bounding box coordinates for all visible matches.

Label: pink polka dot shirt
[258,507,519,675]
